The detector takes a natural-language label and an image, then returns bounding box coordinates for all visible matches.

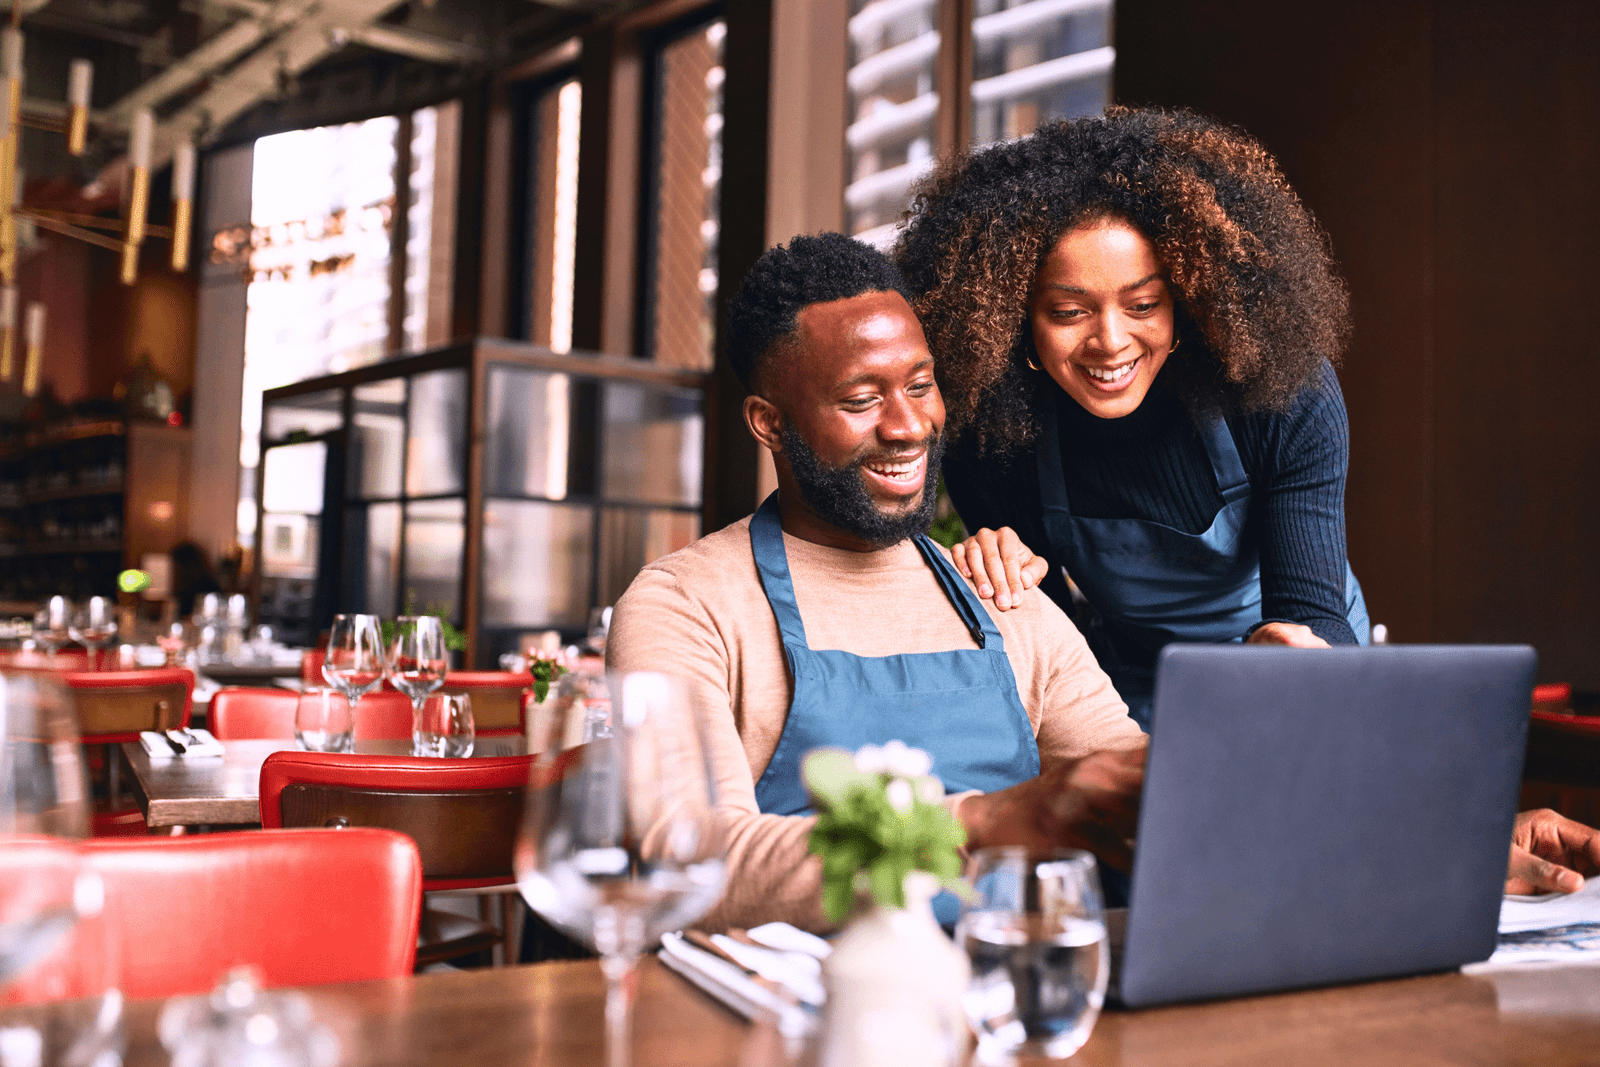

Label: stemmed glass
[1,672,122,1059]
[321,614,386,721]
[387,616,448,756]
[68,597,118,671]
[515,672,728,1067]
[1,669,91,987]
[30,597,71,664]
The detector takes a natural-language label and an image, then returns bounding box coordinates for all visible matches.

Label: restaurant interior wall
[1115,0,1600,690]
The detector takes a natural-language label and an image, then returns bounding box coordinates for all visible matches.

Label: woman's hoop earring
[1026,356,1042,371]
[1169,336,1181,354]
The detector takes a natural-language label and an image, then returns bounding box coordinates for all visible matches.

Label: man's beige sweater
[607,516,1144,932]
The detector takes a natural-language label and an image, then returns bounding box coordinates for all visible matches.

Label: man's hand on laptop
[957,746,1146,871]
[1505,808,1600,894]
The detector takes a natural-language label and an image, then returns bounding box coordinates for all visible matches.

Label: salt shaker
[158,969,338,1067]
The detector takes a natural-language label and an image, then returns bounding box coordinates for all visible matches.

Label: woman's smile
[1029,218,1175,420]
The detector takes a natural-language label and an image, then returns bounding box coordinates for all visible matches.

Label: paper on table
[1463,877,1600,972]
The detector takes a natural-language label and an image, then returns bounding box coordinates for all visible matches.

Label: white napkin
[139,729,226,759]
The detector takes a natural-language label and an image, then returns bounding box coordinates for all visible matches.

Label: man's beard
[780,426,945,548]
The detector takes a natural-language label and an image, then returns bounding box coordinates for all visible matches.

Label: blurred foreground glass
[413,693,473,758]
[958,847,1108,1064]
[0,673,121,1063]
[515,672,727,1067]
[67,597,118,671]
[294,687,354,753]
[322,614,385,709]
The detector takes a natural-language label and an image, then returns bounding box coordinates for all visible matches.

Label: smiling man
[606,233,1147,933]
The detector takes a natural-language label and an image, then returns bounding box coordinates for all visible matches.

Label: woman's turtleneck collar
[1048,372,1186,447]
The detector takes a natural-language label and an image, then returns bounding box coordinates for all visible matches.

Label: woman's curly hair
[894,106,1351,453]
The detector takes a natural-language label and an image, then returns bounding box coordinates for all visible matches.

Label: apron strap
[1198,415,1252,505]
[749,492,811,649]
[1035,387,1071,513]
[912,536,1000,650]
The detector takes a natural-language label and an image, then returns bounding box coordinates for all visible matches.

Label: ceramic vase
[818,871,969,1067]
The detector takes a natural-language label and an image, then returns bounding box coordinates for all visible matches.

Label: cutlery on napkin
[139,728,226,758]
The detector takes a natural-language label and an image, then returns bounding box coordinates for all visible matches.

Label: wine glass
[322,614,386,717]
[413,693,473,758]
[387,616,448,754]
[30,597,71,665]
[67,597,118,671]
[957,848,1109,1064]
[515,671,728,1067]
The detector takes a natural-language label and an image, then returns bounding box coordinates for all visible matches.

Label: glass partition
[350,378,406,499]
[257,341,709,665]
[405,369,469,497]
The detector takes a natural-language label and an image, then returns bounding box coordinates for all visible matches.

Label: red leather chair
[1520,707,1600,826]
[353,690,412,740]
[260,750,546,967]
[436,671,532,737]
[208,687,412,741]
[0,828,422,1004]
[60,668,195,837]
[209,686,297,740]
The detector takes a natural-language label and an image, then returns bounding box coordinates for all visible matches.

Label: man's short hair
[725,232,915,394]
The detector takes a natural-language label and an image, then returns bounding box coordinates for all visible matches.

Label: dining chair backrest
[209,686,298,740]
[0,828,422,1004]
[438,671,530,735]
[59,668,194,743]
[259,750,570,891]
[353,690,412,740]
[211,687,411,741]
[1520,709,1600,827]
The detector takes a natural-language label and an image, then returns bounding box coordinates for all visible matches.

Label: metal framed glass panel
[405,369,468,497]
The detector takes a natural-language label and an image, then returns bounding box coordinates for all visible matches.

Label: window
[521,76,582,352]
[236,105,458,548]
[845,0,1114,247]
[641,16,726,370]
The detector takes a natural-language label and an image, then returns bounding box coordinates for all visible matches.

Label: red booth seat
[0,828,422,1003]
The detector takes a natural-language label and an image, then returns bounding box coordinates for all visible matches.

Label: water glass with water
[413,693,473,757]
[294,687,355,753]
[957,847,1109,1064]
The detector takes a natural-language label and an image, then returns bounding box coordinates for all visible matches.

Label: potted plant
[803,742,970,1067]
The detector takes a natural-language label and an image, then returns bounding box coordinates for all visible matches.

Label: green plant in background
[803,743,968,923]
[380,592,468,653]
[926,478,966,550]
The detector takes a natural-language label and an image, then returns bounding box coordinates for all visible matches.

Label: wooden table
[121,737,527,828]
[90,957,1600,1067]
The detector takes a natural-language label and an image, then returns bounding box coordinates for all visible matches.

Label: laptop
[1116,644,1536,1008]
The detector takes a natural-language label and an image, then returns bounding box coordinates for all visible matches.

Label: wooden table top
[93,957,1600,1067]
[121,737,527,828]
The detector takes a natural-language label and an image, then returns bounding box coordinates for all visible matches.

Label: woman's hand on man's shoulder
[952,527,1050,610]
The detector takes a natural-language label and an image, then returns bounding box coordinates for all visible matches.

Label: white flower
[880,740,932,778]
[854,744,886,774]
[886,777,914,813]
[916,777,944,804]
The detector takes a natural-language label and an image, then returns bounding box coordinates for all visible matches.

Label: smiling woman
[895,107,1367,726]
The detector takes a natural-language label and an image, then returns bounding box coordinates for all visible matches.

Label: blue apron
[748,493,1040,923]
[1036,389,1369,729]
